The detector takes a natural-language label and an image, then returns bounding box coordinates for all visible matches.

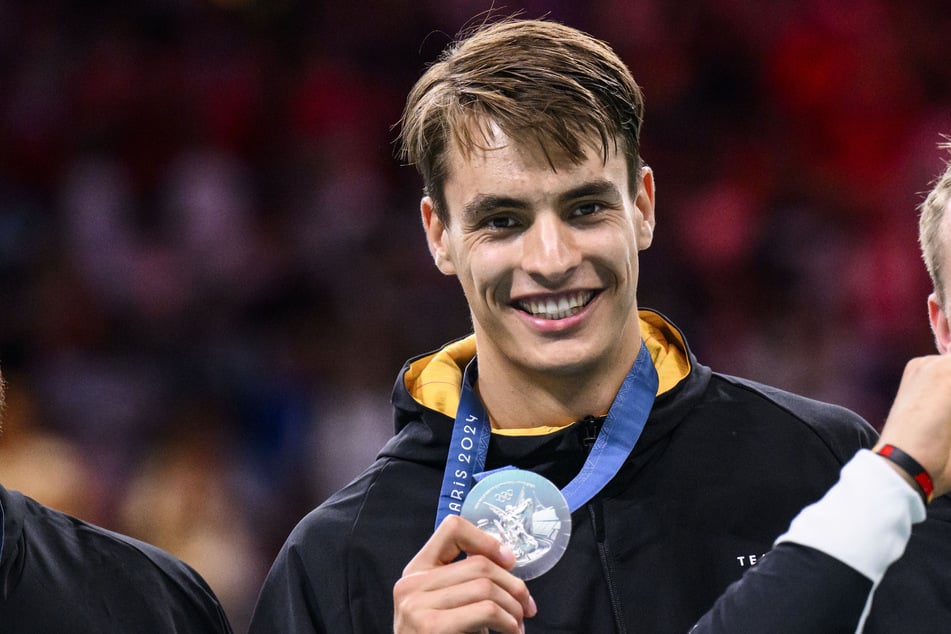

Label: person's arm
[692,451,923,633]
[692,354,951,634]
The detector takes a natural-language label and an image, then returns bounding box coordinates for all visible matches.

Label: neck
[474,347,640,430]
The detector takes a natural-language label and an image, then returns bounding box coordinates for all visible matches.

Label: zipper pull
[580,415,604,451]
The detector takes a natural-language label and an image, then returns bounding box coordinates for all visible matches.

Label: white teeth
[520,291,593,319]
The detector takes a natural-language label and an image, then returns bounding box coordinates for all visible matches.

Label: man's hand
[877,354,951,498]
[393,514,538,634]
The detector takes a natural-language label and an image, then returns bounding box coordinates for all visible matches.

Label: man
[0,372,233,631]
[693,352,951,632]
[857,142,951,626]
[919,140,951,357]
[693,147,951,631]
[248,19,931,633]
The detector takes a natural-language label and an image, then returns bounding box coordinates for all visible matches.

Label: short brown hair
[919,140,951,307]
[398,18,645,223]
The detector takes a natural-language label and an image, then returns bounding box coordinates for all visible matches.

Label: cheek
[595,232,639,278]
[937,317,951,354]
[450,256,501,314]
[464,244,510,286]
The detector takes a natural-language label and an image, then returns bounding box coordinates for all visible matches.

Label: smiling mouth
[515,291,597,320]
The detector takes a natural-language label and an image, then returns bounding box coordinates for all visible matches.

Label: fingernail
[499,543,516,565]
[528,594,537,616]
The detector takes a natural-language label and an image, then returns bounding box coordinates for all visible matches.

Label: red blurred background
[0,1,948,629]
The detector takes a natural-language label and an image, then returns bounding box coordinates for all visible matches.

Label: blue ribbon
[435,341,659,529]
[434,359,493,524]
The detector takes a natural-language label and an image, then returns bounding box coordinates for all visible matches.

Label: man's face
[928,199,951,354]
[422,127,655,382]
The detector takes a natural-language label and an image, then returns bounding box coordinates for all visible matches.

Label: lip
[512,289,601,332]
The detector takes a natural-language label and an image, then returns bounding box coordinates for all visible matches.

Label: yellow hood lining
[405,310,691,432]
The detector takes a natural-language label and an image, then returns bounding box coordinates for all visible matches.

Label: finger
[394,561,530,634]
[398,599,523,634]
[396,575,530,631]
[404,515,516,573]
[396,554,536,619]
[438,576,529,617]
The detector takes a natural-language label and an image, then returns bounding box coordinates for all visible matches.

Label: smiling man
[248,19,908,634]
[422,124,655,428]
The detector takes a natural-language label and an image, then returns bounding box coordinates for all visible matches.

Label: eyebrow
[462,179,622,219]
[463,194,528,219]
[557,180,622,205]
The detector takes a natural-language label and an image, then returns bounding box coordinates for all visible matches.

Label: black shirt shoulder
[1,485,232,633]
[713,373,878,463]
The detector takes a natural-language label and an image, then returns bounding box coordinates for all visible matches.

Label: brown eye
[572,202,602,217]
[485,215,519,229]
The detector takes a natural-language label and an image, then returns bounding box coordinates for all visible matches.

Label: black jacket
[251,310,887,633]
[0,484,232,633]
[694,470,951,632]
[866,491,951,631]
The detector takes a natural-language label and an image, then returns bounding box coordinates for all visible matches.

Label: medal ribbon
[435,341,659,529]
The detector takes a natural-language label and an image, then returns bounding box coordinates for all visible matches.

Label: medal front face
[460,469,571,580]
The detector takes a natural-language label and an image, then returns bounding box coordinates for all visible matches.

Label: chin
[521,348,605,377]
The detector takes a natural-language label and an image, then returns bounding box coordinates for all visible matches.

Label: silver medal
[460,469,571,580]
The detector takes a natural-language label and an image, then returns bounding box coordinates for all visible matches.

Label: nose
[520,213,580,284]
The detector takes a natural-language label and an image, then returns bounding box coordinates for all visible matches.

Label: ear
[421,196,456,276]
[635,165,656,250]
[928,292,951,354]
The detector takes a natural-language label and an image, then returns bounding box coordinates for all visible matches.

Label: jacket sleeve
[692,450,925,634]
[691,543,872,633]
[248,540,327,634]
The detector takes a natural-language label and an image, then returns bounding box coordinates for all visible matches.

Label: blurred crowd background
[1,0,949,629]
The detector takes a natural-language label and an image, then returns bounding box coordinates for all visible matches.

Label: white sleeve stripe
[775,449,926,584]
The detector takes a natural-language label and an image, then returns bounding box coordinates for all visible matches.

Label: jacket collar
[402,308,693,423]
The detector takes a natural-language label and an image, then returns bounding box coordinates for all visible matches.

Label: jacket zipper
[580,416,628,633]
[589,501,628,633]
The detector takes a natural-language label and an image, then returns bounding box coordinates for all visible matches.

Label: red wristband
[876,444,935,504]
